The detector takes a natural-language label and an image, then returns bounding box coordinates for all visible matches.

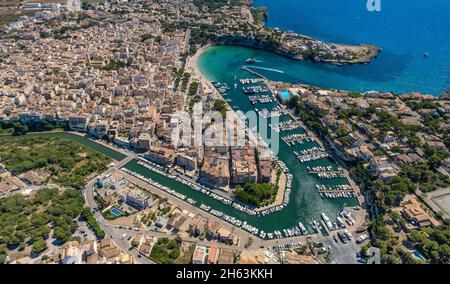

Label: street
[84,177,155,264]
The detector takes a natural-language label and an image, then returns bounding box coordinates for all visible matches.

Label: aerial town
[0,0,449,266]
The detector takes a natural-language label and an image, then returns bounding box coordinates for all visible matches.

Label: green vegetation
[287,93,450,263]
[408,220,450,264]
[0,136,111,188]
[0,119,65,136]
[188,95,202,114]
[213,99,228,118]
[150,237,182,264]
[141,33,162,43]
[401,162,450,193]
[366,220,401,264]
[81,0,105,10]
[405,99,439,112]
[193,0,235,10]
[103,59,127,71]
[234,183,278,207]
[0,188,103,259]
[55,21,97,36]
[288,97,327,137]
[175,244,195,264]
[181,72,191,92]
[80,208,105,239]
[250,7,268,25]
[188,81,200,96]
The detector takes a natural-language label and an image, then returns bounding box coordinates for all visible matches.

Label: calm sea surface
[243,0,450,96]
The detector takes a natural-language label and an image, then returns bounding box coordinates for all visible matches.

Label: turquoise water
[280,89,291,100]
[122,46,360,233]
[110,208,122,217]
[251,0,450,96]
[413,250,427,262]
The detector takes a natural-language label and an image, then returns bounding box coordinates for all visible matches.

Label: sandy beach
[185,44,212,85]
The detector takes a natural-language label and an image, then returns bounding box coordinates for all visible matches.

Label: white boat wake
[248,65,285,74]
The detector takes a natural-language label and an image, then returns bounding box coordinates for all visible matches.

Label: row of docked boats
[122,168,188,202]
[249,95,274,105]
[126,164,263,236]
[315,171,345,179]
[316,184,355,199]
[243,85,269,94]
[260,108,287,119]
[316,184,352,191]
[240,78,263,84]
[282,133,310,146]
[320,191,356,199]
[132,158,306,238]
[307,165,345,176]
[135,158,258,216]
[275,120,301,132]
[198,204,261,236]
[212,82,230,94]
[295,147,329,163]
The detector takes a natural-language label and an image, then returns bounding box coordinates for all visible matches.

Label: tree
[0,253,6,264]
[429,154,443,170]
[32,238,47,254]
[287,96,299,109]
[169,248,180,259]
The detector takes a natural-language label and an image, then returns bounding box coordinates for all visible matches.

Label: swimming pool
[110,208,122,217]
[412,250,427,262]
[280,89,291,100]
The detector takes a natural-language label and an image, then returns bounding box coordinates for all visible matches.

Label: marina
[281,133,310,146]
[115,46,362,239]
[295,147,329,163]
[248,94,274,105]
[274,120,301,132]
[242,85,269,94]
[240,78,263,84]
[122,156,357,239]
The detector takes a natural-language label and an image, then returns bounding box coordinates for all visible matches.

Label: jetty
[241,66,266,79]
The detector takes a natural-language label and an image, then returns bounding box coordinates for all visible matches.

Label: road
[84,171,155,264]
[119,171,261,250]
[81,136,365,262]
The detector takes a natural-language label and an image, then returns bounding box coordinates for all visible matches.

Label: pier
[241,66,267,79]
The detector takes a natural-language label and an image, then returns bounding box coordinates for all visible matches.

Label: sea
[238,0,450,96]
[122,1,450,235]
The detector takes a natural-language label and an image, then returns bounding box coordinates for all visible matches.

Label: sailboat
[423,52,429,57]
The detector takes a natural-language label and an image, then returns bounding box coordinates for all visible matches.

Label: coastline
[186,44,213,84]
[244,1,381,65]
